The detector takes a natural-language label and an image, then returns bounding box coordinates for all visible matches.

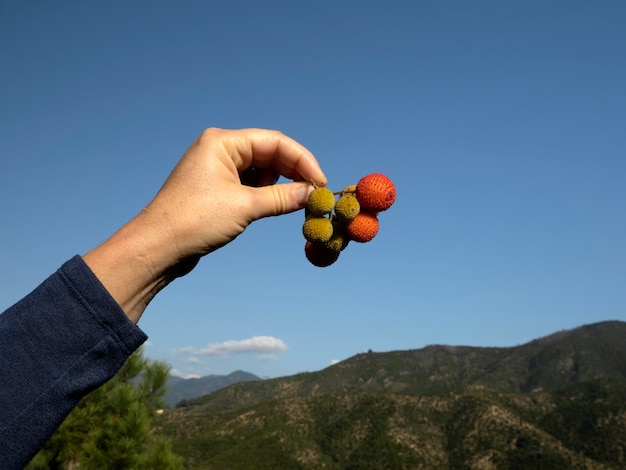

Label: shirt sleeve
[0,255,148,469]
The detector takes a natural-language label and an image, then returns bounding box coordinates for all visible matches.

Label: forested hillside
[161,321,626,469]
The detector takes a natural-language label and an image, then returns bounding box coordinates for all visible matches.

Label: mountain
[164,370,261,407]
[160,321,626,469]
[177,320,626,412]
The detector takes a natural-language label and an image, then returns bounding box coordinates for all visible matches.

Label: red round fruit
[304,241,340,267]
[355,173,396,212]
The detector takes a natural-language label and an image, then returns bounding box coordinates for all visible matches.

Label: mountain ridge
[161,320,626,469]
[177,320,626,411]
[165,369,261,407]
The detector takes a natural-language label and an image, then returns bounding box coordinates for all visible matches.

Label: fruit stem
[334,188,356,196]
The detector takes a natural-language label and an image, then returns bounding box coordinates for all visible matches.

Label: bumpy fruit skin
[355,173,396,212]
[346,211,379,242]
[307,187,336,216]
[334,194,360,221]
[305,241,340,267]
[302,217,333,243]
[325,221,350,252]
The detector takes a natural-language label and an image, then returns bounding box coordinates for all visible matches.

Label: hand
[149,127,327,262]
[83,128,327,322]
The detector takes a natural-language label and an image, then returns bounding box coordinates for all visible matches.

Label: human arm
[0,127,326,467]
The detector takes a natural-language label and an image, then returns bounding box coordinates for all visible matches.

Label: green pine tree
[26,348,183,470]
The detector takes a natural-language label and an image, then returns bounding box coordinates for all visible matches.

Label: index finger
[227,128,328,187]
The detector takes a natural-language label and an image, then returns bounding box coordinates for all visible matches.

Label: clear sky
[2,1,625,379]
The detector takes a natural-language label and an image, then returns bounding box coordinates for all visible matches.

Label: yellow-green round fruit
[302,216,333,243]
[342,184,357,194]
[334,193,360,221]
[307,187,336,216]
[326,226,350,252]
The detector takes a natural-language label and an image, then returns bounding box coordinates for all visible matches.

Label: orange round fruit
[355,173,396,212]
[346,211,379,243]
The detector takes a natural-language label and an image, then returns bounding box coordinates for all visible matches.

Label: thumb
[249,181,313,219]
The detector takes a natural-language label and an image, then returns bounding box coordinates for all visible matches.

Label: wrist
[82,207,182,324]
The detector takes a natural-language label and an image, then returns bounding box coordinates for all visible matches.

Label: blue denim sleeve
[0,255,148,469]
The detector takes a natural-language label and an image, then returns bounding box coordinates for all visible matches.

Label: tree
[26,348,183,470]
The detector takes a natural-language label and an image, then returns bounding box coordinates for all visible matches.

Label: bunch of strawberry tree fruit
[302,173,396,267]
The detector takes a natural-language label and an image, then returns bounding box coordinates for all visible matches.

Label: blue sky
[2,0,625,379]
